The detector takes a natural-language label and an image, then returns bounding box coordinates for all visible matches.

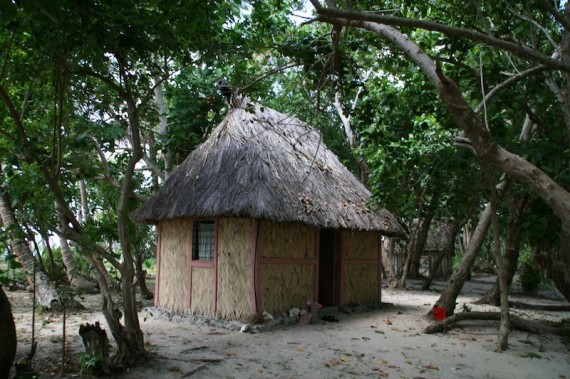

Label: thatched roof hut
[131,99,401,234]
[131,98,403,320]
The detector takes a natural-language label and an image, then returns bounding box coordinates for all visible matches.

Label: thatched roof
[131,99,403,236]
[423,221,454,252]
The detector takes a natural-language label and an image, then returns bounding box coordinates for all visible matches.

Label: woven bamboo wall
[259,264,314,315]
[258,220,315,259]
[158,219,190,312]
[344,230,379,260]
[344,264,379,304]
[191,267,213,314]
[216,218,252,320]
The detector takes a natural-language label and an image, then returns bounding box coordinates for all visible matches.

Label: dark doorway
[318,229,341,306]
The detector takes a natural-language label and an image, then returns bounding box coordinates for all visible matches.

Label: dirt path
[7,277,570,378]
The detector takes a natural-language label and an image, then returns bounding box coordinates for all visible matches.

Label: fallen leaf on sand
[386,319,392,325]
[296,347,305,352]
[374,369,390,377]
[404,359,412,365]
[326,359,342,367]
[426,363,439,370]
[375,330,385,334]
[340,357,352,362]
[377,359,388,365]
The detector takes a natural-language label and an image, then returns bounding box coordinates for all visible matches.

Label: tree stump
[79,322,111,375]
[0,286,17,379]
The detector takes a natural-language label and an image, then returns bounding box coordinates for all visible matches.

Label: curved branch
[74,67,127,98]
[311,3,570,72]
[475,65,549,113]
[240,62,302,93]
[310,13,570,228]
[539,0,570,31]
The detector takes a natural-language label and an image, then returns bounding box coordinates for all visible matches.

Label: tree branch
[310,11,570,227]
[91,136,148,202]
[475,65,548,113]
[539,0,570,31]
[311,4,570,72]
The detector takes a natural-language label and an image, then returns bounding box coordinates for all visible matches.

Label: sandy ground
[7,277,570,379]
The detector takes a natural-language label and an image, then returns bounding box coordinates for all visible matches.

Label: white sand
[8,278,570,378]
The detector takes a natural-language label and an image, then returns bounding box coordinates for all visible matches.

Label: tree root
[423,311,569,335]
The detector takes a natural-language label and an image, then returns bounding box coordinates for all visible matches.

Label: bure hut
[131,98,403,320]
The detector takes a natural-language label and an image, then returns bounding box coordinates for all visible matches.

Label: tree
[0,172,60,308]
[309,0,570,303]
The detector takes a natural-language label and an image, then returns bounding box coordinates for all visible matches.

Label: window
[192,221,215,261]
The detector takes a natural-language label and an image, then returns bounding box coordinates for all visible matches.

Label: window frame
[191,220,215,261]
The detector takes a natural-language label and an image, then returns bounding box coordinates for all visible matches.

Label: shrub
[520,260,541,295]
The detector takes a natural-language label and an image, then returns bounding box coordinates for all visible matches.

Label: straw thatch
[344,230,379,260]
[423,220,454,252]
[258,264,315,314]
[258,220,315,259]
[216,218,252,320]
[157,219,190,312]
[344,264,380,304]
[190,267,213,314]
[131,99,403,236]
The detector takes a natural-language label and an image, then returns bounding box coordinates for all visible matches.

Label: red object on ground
[433,307,446,321]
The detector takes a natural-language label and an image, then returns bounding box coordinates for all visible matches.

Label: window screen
[192,221,214,261]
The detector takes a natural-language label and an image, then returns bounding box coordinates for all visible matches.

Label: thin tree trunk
[475,193,527,305]
[59,235,99,294]
[111,74,147,366]
[0,190,60,309]
[400,190,439,287]
[153,74,172,178]
[79,179,89,223]
[432,178,509,316]
[488,172,510,351]
[553,225,570,301]
[409,191,440,278]
[40,231,56,274]
[334,87,370,186]
[382,238,398,288]
[75,183,113,290]
[134,248,153,300]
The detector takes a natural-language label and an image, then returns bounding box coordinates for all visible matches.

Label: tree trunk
[382,238,398,288]
[59,235,99,294]
[432,179,507,316]
[111,82,147,366]
[79,322,111,375]
[552,223,570,301]
[476,193,527,305]
[0,190,60,309]
[134,248,153,300]
[408,192,440,279]
[423,311,569,335]
[488,175,510,351]
[0,286,17,379]
[333,88,370,186]
[79,179,89,223]
[153,74,172,178]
